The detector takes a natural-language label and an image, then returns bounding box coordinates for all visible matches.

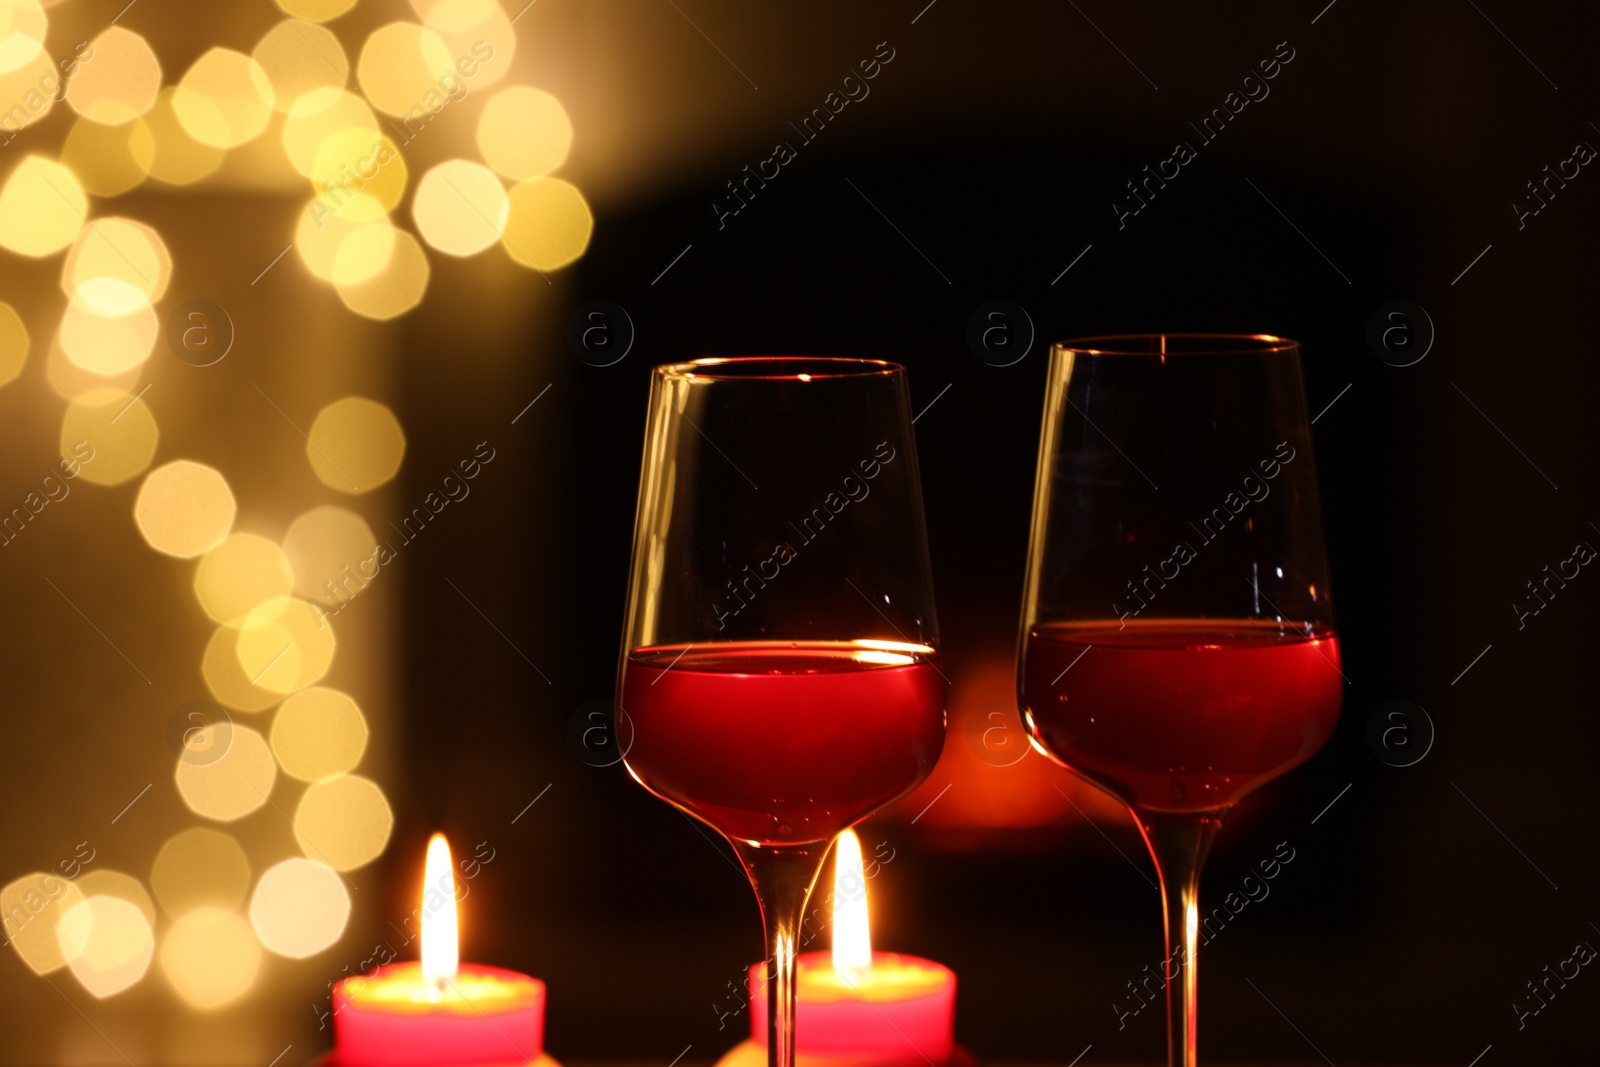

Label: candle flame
[832,829,872,980]
[420,833,458,986]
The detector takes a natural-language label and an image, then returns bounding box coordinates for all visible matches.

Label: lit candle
[717,831,970,1067]
[327,834,556,1067]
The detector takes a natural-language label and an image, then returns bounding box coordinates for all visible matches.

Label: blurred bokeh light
[271,686,369,782]
[248,858,351,959]
[133,460,237,559]
[293,774,392,871]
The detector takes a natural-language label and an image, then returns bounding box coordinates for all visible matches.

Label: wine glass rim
[654,356,904,380]
[1052,333,1299,356]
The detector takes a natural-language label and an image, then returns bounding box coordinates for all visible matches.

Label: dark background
[0,1,1594,1064]
[397,2,1598,1063]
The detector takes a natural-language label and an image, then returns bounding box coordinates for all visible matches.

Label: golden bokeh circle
[59,386,158,486]
[249,858,351,958]
[277,0,359,22]
[68,27,161,125]
[0,0,46,75]
[311,129,407,212]
[174,724,276,821]
[235,596,337,695]
[202,622,285,712]
[194,533,296,623]
[412,159,506,257]
[294,191,390,282]
[306,395,405,492]
[293,774,393,871]
[62,217,172,310]
[253,19,349,114]
[59,299,158,375]
[282,505,377,602]
[172,48,275,149]
[271,686,369,782]
[143,87,226,186]
[0,872,84,974]
[282,87,376,178]
[0,300,26,386]
[336,227,429,320]
[56,895,154,998]
[0,156,85,257]
[424,2,513,90]
[150,828,251,917]
[356,22,454,118]
[134,460,237,559]
[61,115,155,196]
[73,870,157,926]
[476,86,572,181]
[502,177,593,272]
[330,219,396,286]
[159,907,262,1011]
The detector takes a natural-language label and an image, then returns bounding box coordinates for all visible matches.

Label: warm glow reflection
[73,870,156,926]
[249,858,350,959]
[0,156,85,256]
[294,774,393,871]
[502,177,592,272]
[68,27,161,124]
[60,386,158,486]
[59,299,158,375]
[0,0,46,75]
[337,228,429,319]
[56,895,154,998]
[62,217,172,309]
[278,0,359,23]
[202,621,287,712]
[134,460,237,559]
[172,48,274,149]
[62,115,156,196]
[150,828,250,918]
[420,833,458,984]
[356,22,454,118]
[423,0,513,89]
[311,128,407,211]
[295,191,389,281]
[0,872,84,974]
[193,533,295,623]
[282,88,377,177]
[143,87,225,185]
[282,504,377,601]
[413,159,507,256]
[271,686,369,782]
[0,300,26,386]
[476,86,571,180]
[832,829,871,979]
[174,724,276,821]
[159,907,262,1010]
[253,19,349,113]
[331,218,397,284]
[234,595,337,695]
[306,395,406,492]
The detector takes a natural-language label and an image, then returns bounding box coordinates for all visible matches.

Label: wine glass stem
[733,841,830,1067]
[1137,811,1224,1067]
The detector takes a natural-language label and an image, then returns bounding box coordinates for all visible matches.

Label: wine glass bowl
[1016,334,1341,1066]
[618,356,946,1067]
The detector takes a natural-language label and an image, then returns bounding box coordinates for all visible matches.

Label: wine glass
[618,357,946,1067]
[1017,335,1342,1067]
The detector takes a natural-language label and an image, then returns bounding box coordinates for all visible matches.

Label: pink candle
[327,835,550,1067]
[748,951,956,1060]
[719,830,966,1067]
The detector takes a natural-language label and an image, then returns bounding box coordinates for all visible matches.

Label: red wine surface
[621,641,945,844]
[1022,618,1342,813]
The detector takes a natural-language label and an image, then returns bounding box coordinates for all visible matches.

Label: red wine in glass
[1022,619,1342,813]
[1017,335,1342,1067]
[621,641,945,844]
[618,358,944,1067]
